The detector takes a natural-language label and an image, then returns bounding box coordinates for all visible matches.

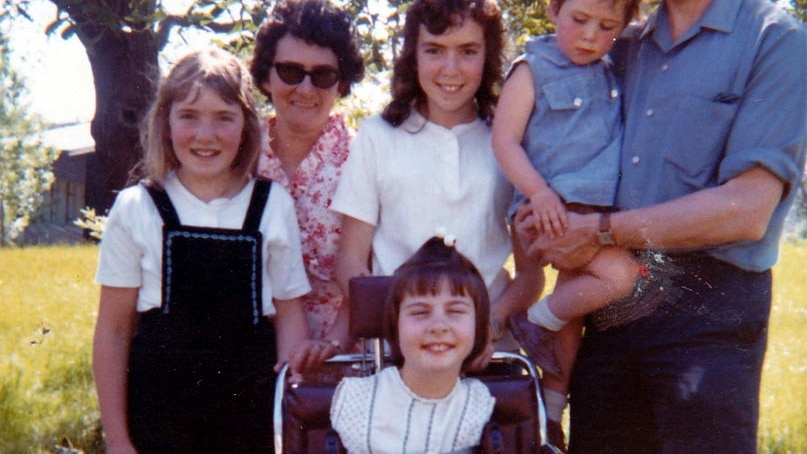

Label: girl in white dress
[331,236,496,454]
[331,0,542,372]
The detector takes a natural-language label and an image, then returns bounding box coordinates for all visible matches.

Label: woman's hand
[466,340,495,372]
[278,338,341,377]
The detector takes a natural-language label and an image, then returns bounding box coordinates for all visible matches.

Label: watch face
[598,231,615,246]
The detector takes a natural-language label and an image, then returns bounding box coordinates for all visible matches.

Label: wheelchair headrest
[348,275,394,339]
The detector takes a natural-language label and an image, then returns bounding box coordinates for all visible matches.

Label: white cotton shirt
[330,113,513,300]
[95,174,311,315]
[330,366,495,454]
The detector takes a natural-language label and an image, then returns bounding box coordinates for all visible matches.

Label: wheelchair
[273,276,564,453]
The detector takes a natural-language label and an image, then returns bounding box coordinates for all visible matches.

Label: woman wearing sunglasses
[250,0,364,348]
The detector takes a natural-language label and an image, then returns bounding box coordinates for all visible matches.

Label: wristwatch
[597,212,616,246]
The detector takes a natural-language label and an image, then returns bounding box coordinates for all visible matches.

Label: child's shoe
[546,420,568,453]
[508,312,562,378]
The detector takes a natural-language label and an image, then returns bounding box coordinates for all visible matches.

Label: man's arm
[523,166,784,270]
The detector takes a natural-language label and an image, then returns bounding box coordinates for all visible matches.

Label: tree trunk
[50,0,160,211]
[86,30,158,210]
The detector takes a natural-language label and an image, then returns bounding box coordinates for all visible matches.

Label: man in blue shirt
[516,0,806,452]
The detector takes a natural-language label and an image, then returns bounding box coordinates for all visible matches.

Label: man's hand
[515,205,600,270]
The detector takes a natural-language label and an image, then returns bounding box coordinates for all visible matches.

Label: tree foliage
[2,0,280,210]
[789,0,807,28]
[1,0,805,216]
[15,0,551,212]
[0,28,59,246]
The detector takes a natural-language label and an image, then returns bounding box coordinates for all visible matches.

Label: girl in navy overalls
[93,48,335,454]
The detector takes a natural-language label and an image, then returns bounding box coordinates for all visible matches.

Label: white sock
[543,389,568,423]
[527,296,567,332]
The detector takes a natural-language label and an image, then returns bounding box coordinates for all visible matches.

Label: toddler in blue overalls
[93,48,334,453]
[492,0,642,445]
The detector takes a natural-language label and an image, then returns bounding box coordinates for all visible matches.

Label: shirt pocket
[542,73,614,136]
[660,94,739,188]
[542,74,589,111]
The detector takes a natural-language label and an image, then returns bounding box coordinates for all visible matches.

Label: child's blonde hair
[550,0,641,26]
[384,236,491,371]
[142,47,262,185]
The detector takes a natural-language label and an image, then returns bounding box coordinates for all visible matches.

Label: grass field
[0,245,102,453]
[1,243,806,453]
[759,242,807,454]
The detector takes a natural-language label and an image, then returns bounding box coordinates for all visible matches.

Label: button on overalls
[127,180,276,453]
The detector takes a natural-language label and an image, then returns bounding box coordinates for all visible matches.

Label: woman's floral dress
[257,114,351,339]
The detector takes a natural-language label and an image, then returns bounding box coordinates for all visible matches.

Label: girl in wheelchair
[330,236,496,453]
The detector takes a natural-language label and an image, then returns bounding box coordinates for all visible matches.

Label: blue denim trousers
[569,253,771,454]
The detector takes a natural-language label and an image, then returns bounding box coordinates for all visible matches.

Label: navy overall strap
[145,180,272,230]
[243,178,272,230]
[144,183,181,228]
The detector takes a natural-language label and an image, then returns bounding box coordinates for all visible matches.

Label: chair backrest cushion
[348,276,394,339]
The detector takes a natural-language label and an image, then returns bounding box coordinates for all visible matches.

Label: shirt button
[610,89,619,99]
[573,97,583,107]
[661,63,669,72]
[632,155,640,164]
[646,109,654,117]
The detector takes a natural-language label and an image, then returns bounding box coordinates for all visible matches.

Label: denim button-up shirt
[510,35,622,217]
[616,0,807,271]
[510,35,622,219]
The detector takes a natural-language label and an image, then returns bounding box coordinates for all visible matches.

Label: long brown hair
[382,0,505,127]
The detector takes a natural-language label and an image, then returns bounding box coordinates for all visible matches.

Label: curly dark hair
[382,0,505,127]
[250,0,364,101]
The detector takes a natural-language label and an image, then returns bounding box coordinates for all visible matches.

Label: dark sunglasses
[273,62,340,89]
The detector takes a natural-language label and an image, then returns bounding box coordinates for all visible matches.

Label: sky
[9,0,796,126]
[9,0,95,124]
[8,0,212,125]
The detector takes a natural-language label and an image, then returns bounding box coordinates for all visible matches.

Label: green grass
[1,243,806,452]
[759,242,807,454]
[0,245,102,454]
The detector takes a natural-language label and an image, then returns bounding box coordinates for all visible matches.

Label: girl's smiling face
[416,18,486,128]
[170,85,245,191]
[398,279,476,385]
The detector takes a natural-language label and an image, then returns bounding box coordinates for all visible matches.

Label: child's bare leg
[540,246,637,321]
[540,317,582,451]
[512,249,635,377]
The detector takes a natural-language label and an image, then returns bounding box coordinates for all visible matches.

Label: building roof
[42,122,95,156]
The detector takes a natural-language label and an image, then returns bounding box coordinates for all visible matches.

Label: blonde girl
[93,48,327,453]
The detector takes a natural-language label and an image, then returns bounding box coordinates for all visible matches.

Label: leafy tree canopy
[0,0,804,214]
[0,24,59,246]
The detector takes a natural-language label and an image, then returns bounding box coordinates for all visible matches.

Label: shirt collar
[539,35,574,68]
[403,108,482,134]
[268,113,343,162]
[640,0,739,43]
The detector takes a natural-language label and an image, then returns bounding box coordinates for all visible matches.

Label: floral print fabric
[257,114,351,339]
